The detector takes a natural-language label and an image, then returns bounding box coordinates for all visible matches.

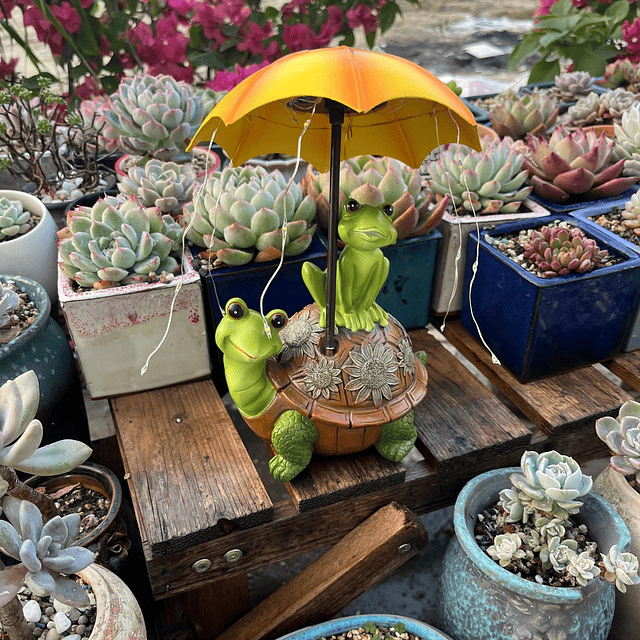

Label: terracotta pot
[25,462,122,548]
[594,465,640,638]
[79,563,146,640]
[476,124,499,144]
[0,190,58,303]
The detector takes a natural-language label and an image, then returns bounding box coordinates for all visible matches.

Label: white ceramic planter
[430,199,550,316]
[593,465,640,639]
[0,191,59,303]
[58,251,211,399]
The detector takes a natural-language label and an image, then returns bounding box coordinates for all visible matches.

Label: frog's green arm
[301,261,327,309]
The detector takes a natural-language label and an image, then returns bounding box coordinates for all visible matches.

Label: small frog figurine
[302,199,397,332]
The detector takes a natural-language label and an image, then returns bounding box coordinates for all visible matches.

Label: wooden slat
[409,329,531,472]
[605,351,640,392]
[111,379,274,557]
[443,321,632,449]
[214,502,429,640]
[284,449,406,512]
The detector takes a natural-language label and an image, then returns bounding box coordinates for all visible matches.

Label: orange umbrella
[187,46,481,350]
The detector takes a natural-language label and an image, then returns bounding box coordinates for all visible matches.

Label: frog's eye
[383,204,394,217]
[345,199,360,213]
[270,313,287,330]
[227,302,245,319]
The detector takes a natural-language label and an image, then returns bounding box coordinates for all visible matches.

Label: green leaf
[67,0,100,56]
[188,51,226,69]
[379,2,400,34]
[264,6,279,20]
[366,30,376,48]
[395,622,406,634]
[0,22,43,69]
[528,58,561,83]
[538,30,569,48]
[550,0,572,18]
[508,35,541,70]
[604,0,632,26]
[339,31,355,47]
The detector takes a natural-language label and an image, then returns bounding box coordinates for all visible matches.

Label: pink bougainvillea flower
[51,2,82,33]
[0,57,17,80]
[534,0,557,16]
[207,61,269,91]
[624,18,640,54]
[167,0,196,15]
[346,4,377,35]
[571,0,589,7]
[317,5,344,46]
[282,23,319,52]
[237,20,272,55]
[75,75,103,100]
[282,0,312,19]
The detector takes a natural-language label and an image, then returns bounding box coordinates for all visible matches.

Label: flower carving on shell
[396,337,415,376]
[303,357,342,399]
[344,342,399,406]
[279,309,321,362]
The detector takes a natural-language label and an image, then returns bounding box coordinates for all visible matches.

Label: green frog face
[215,297,288,363]
[338,199,398,251]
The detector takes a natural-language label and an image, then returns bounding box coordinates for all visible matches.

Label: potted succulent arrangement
[0,370,146,640]
[57,194,210,399]
[0,191,58,303]
[302,155,444,329]
[487,89,559,141]
[560,87,636,132]
[593,401,640,638]
[423,137,549,316]
[0,78,114,225]
[459,215,640,382]
[438,450,639,640]
[521,71,606,113]
[0,276,90,446]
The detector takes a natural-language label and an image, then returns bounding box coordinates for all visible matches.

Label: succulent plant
[0,283,19,329]
[509,450,592,520]
[498,487,533,523]
[598,88,637,123]
[521,125,638,203]
[620,189,640,232]
[540,536,579,573]
[601,544,640,593]
[424,137,532,215]
[117,159,197,215]
[534,515,566,539]
[0,197,31,241]
[303,155,444,240]
[613,103,640,177]
[488,89,559,140]
[0,371,91,476]
[522,223,609,278]
[563,91,603,128]
[486,533,526,567]
[555,71,597,101]
[57,194,183,289]
[102,74,207,161]
[568,550,600,587]
[79,94,119,155]
[0,496,94,607]
[182,165,317,266]
[601,59,640,93]
[595,400,640,478]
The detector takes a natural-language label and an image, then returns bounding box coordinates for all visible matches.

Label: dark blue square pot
[317,227,442,331]
[460,215,640,382]
[527,187,638,214]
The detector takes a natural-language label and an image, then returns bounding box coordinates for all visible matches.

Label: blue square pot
[571,199,640,352]
[317,228,442,331]
[460,215,640,382]
[527,187,638,214]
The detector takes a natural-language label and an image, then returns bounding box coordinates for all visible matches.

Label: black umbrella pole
[324,100,344,355]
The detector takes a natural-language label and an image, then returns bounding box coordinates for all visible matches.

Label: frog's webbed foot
[376,411,416,462]
[301,262,327,309]
[269,410,318,482]
[335,304,389,333]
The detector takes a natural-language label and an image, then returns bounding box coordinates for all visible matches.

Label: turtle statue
[215,198,428,482]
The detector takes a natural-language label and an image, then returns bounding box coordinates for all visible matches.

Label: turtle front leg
[376,410,416,462]
[269,410,319,482]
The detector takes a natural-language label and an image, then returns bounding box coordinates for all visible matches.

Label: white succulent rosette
[596,400,640,478]
[487,532,526,567]
[540,536,578,573]
[0,198,29,239]
[509,450,592,520]
[0,283,19,330]
[601,544,640,593]
[567,551,600,587]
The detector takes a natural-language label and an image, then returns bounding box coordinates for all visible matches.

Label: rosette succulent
[424,137,532,215]
[0,283,19,329]
[555,71,597,101]
[567,88,637,128]
[182,165,317,266]
[57,194,183,289]
[522,223,609,278]
[488,89,559,140]
[102,74,207,161]
[486,533,526,567]
[613,103,640,177]
[117,159,197,215]
[601,545,640,593]
[0,496,94,607]
[0,198,31,241]
[540,537,578,572]
[509,450,593,520]
[596,400,640,479]
[521,125,638,203]
[303,155,444,240]
[568,551,600,587]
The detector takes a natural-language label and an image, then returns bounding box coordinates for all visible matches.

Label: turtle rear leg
[269,410,319,482]
[376,410,417,462]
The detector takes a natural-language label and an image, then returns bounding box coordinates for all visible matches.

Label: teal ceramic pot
[437,468,629,640]
[0,275,90,446]
[276,614,453,640]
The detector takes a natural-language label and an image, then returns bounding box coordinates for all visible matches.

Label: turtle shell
[266,303,428,455]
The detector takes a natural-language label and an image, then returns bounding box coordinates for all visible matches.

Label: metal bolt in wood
[192,559,212,573]
[398,543,412,554]
[224,549,243,563]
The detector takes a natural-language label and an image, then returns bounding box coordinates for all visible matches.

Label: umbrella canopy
[186,46,481,170]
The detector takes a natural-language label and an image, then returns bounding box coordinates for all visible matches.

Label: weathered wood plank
[409,329,531,473]
[605,352,640,393]
[214,502,429,640]
[284,449,406,512]
[442,320,632,440]
[111,379,274,557]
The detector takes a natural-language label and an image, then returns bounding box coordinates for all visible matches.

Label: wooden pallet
[109,321,638,636]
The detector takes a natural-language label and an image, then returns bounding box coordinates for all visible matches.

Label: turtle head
[215,297,288,364]
[338,199,397,251]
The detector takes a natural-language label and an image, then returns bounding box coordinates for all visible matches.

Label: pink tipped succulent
[522,224,609,278]
[522,125,639,203]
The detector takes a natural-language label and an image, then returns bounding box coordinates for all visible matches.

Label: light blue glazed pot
[276,614,453,640]
[437,468,630,640]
